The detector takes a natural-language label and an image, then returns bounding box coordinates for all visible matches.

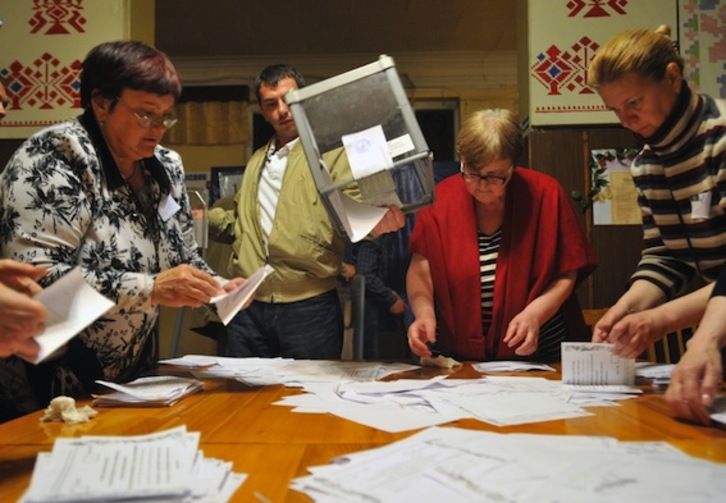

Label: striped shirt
[632,85,726,298]
[479,231,567,361]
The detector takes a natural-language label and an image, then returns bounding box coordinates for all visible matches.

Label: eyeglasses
[459,163,512,186]
[115,97,178,130]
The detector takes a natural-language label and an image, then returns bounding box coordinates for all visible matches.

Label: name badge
[158,195,181,222]
[690,191,712,220]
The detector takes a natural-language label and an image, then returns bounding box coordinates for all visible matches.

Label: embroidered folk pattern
[3,54,81,111]
[567,0,628,18]
[531,37,600,96]
[681,0,726,96]
[29,0,87,35]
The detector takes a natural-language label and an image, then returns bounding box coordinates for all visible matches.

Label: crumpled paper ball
[40,396,98,424]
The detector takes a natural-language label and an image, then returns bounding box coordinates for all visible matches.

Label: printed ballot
[561,342,635,385]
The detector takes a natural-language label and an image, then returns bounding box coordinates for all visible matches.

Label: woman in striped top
[407,109,597,362]
[588,26,726,362]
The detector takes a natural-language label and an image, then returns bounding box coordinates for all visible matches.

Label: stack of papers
[636,362,675,386]
[292,426,726,502]
[93,375,204,407]
[21,426,246,502]
[473,361,555,372]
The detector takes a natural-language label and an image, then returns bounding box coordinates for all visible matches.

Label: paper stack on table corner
[92,375,204,407]
[20,426,246,503]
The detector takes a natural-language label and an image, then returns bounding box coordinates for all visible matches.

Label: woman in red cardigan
[407,109,597,362]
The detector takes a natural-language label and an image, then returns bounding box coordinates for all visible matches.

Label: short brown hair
[80,40,182,109]
[456,109,523,168]
[588,25,684,88]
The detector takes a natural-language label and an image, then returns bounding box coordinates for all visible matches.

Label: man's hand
[373,206,405,235]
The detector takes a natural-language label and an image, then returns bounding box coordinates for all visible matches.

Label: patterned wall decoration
[566,0,628,18]
[520,0,678,127]
[29,0,87,35]
[0,0,127,139]
[679,0,726,98]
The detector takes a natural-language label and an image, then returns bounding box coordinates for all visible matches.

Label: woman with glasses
[587,26,726,366]
[406,109,597,362]
[0,40,244,421]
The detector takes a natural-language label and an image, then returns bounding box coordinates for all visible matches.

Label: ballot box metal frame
[285,54,434,238]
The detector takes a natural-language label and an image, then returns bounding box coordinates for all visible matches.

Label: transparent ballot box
[285,55,434,241]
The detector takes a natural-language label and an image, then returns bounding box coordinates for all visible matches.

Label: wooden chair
[582,308,609,330]
[645,327,693,364]
[350,274,367,361]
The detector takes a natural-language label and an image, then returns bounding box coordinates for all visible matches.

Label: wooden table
[1,363,725,502]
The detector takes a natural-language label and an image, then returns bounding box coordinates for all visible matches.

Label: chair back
[350,274,366,361]
[645,327,693,364]
[582,308,609,330]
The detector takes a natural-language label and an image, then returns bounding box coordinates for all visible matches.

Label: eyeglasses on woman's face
[115,96,178,130]
[459,163,512,186]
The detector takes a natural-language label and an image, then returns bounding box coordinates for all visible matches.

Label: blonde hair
[588,25,684,88]
[456,109,522,168]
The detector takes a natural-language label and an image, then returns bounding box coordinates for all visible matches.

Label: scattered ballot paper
[28,267,115,365]
[561,342,635,385]
[474,361,556,372]
[93,375,204,407]
[210,264,274,325]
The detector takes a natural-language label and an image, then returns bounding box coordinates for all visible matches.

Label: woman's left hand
[503,312,540,356]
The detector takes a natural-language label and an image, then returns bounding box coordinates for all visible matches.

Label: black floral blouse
[0,108,216,407]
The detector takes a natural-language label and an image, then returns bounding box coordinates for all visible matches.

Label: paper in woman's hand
[28,267,115,365]
[210,264,274,325]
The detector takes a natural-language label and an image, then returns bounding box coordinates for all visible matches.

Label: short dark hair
[80,40,182,109]
[0,74,7,89]
[254,64,305,103]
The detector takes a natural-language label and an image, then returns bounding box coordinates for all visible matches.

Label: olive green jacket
[208,138,357,302]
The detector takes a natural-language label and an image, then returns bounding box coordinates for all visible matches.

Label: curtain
[165,100,250,146]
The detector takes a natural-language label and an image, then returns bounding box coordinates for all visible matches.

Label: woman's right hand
[152,264,223,308]
[591,305,628,343]
[407,316,436,357]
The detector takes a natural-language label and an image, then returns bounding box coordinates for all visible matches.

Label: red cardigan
[409,168,597,360]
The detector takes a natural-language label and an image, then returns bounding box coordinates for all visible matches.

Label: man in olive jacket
[208,64,404,359]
